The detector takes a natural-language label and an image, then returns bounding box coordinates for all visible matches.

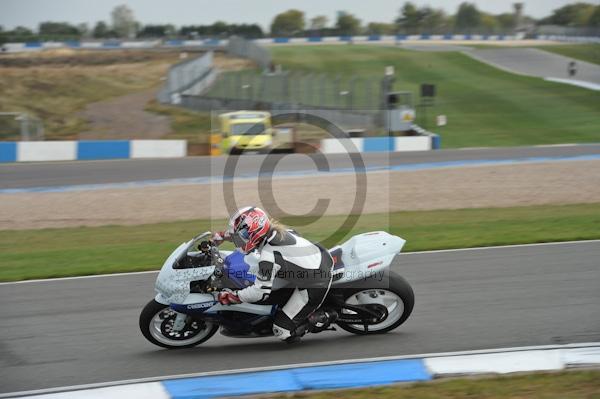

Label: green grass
[264,370,600,399]
[1,203,599,281]
[264,45,600,148]
[536,43,600,65]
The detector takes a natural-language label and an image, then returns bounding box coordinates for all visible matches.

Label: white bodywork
[154,231,405,314]
[331,231,406,284]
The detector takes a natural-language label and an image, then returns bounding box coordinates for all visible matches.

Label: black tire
[139,299,219,349]
[336,272,414,335]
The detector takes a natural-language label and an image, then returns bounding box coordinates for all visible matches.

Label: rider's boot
[307,309,338,333]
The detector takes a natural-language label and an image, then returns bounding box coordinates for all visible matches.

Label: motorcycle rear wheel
[336,272,414,335]
[139,299,219,349]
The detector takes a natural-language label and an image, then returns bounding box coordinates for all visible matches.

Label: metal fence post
[349,76,357,110]
[319,74,327,107]
[306,73,314,106]
[366,78,374,110]
[283,72,291,103]
[258,74,266,103]
[20,115,29,141]
[234,72,242,98]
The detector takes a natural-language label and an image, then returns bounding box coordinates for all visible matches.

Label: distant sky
[0,0,591,31]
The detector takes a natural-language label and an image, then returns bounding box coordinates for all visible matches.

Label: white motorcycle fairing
[154,236,273,315]
[331,231,406,285]
[154,231,405,315]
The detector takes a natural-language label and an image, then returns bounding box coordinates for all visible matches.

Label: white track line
[2,342,598,398]
[0,270,159,285]
[1,239,598,286]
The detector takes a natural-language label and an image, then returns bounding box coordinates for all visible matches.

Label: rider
[213,206,334,342]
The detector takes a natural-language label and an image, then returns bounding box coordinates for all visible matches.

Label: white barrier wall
[79,42,104,48]
[395,136,432,151]
[130,140,187,159]
[17,141,77,162]
[1,137,438,163]
[320,136,437,154]
[1,140,187,162]
[320,138,365,154]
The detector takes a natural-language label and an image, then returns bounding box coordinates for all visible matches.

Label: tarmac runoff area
[0,158,599,230]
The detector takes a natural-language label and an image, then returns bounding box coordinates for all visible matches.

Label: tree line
[1,2,599,44]
[272,2,600,36]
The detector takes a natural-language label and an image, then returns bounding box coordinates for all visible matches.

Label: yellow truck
[216,111,294,155]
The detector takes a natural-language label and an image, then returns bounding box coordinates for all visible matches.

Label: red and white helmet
[227,206,271,254]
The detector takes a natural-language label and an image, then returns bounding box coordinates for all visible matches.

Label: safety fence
[0,112,44,141]
[181,95,383,131]
[179,65,410,132]
[156,36,271,104]
[156,51,216,103]
[227,36,271,70]
[206,71,384,109]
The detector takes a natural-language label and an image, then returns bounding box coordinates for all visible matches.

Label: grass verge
[263,370,600,399]
[1,203,599,282]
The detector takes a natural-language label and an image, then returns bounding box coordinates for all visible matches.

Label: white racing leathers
[237,230,334,340]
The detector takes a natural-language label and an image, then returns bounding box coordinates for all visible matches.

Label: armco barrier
[8,343,599,399]
[0,140,187,162]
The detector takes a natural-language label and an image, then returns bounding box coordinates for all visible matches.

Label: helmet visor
[232,226,249,249]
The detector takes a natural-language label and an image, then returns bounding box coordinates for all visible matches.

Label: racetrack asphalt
[2,144,600,190]
[467,48,600,84]
[1,241,599,394]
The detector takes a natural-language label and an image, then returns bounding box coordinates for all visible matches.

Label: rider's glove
[212,231,230,246]
[217,288,241,305]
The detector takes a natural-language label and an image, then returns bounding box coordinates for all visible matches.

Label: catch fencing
[157,36,271,104]
[0,112,44,141]
[227,36,271,70]
[205,71,384,109]
[157,51,216,103]
[180,71,399,131]
[159,36,410,131]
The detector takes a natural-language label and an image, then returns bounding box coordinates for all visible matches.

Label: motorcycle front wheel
[336,272,414,335]
[139,299,219,349]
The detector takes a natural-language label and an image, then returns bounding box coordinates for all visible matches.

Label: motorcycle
[139,231,414,348]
